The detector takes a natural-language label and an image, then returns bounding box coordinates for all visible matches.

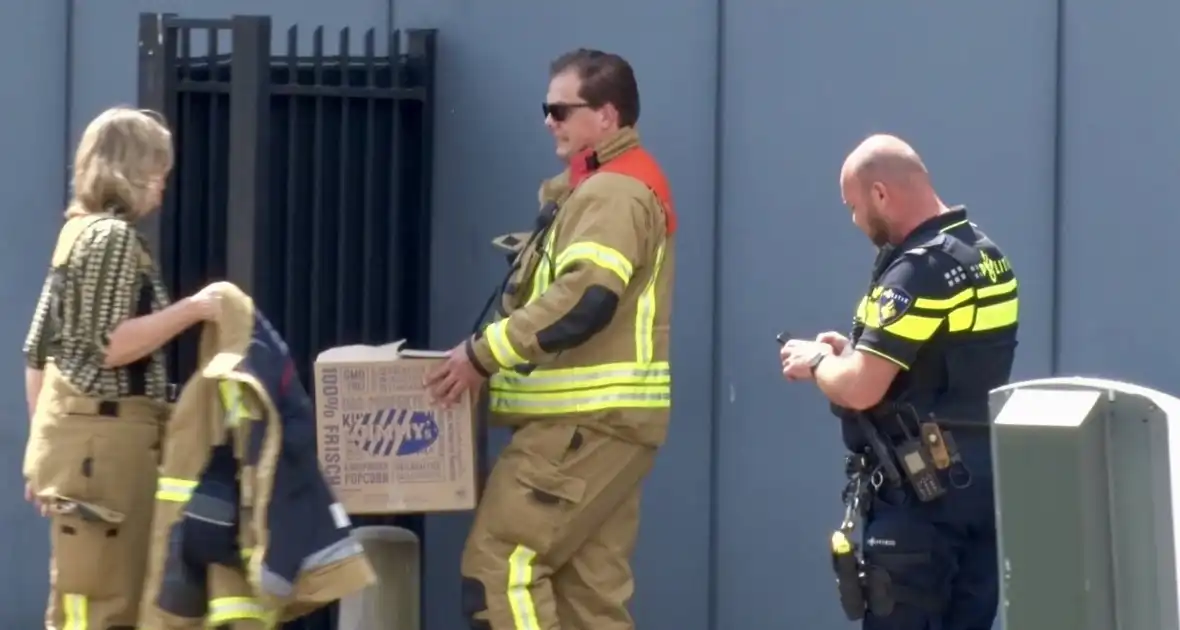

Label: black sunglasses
[542,102,593,122]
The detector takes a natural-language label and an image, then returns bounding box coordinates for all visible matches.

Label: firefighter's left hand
[424,342,486,407]
[780,339,830,382]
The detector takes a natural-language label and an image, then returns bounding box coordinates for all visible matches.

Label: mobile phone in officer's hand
[776,332,791,347]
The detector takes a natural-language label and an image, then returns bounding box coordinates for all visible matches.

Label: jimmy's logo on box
[343,408,440,457]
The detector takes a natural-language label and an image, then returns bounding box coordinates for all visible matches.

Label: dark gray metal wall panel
[1056,0,1180,388]
[715,2,1058,628]
[0,0,69,623]
[387,2,719,630]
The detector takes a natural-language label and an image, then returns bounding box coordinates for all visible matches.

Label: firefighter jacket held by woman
[139,282,375,628]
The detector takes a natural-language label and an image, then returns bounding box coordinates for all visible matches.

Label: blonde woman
[21,106,222,629]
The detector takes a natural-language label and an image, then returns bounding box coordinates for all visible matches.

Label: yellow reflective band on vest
[157,477,198,503]
[947,278,1019,332]
[555,241,633,286]
[635,244,665,363]
[208,596,269,626]
[530,227,559,300]
[858,279,1019,341]
[218,380,259,428]
[506,545,541,630]
[486,319,529,369]
[62,593,88,629]
[489,362,671,415]
[495,225,670,414]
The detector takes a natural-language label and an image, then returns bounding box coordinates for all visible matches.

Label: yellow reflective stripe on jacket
[634,244,665,363]
[217,380,261,427]
[490,385,670,415]
[493,362,670,392]
[554,241,633,286]
[935,279,1019,333]
[938,218,971,233]
[862,300,942,341]
[217,380,242,428]
[507,545,541,630]
[62,593,88,629]
[489,362,671,415]
[208,596,268,625]
[156,477,198,502]
[530,228,559,300]
[485,319,529,369]
[494,233,670,413]
[858,280,1019,340]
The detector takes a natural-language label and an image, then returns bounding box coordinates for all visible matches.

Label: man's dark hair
[549,49,640,127]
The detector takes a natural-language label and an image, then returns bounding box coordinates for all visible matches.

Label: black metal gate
[137,13,437,629]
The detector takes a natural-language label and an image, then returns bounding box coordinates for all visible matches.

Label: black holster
[832,545,866,620]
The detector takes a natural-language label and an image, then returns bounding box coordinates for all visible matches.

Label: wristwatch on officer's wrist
[808,351,827,374]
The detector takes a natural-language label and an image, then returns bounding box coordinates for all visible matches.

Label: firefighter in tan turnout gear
[426,49,676,630]
[21,107,224,630]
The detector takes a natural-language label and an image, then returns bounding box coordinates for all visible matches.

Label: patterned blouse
[23,216,172,401]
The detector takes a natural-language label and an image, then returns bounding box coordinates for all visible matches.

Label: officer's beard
[865,211,891,248]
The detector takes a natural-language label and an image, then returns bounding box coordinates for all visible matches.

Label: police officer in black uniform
[779,134,1019,630]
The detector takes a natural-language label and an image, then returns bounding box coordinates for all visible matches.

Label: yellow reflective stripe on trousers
[485,319,529,368]
[635,244,665,362]
[63,593,88,630]
[507,545,541,630]
[555,241,633,285]
[157,477,198,502]
[208,596,268,625]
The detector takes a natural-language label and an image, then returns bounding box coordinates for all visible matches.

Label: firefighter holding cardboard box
[426,48,676,630]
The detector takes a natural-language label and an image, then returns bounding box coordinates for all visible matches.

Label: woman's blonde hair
[66,106,174,219]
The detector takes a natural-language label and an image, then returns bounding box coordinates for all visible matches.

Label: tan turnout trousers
[25,363,167,630]
[461,422,656,630]
[23,214,168,629]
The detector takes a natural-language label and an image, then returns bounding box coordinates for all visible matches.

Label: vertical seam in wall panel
[62,0,75,208]
[706,0,725,626]
[1050,0,1064,374]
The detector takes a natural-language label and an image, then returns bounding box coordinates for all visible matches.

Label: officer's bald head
[840,134,929,193]
[839,134,942,246]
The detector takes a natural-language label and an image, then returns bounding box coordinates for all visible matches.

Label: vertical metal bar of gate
[136,12,178,257]
[360,30,378,341]
[404,30,436,347]
[226,15,271,294]
[335,28,353,344]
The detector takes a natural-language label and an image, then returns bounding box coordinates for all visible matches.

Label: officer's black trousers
[861,435,997,630]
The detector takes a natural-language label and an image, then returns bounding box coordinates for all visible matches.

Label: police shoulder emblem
[876,287,913,326]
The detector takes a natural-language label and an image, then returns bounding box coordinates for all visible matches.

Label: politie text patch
[876,287,913,327]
